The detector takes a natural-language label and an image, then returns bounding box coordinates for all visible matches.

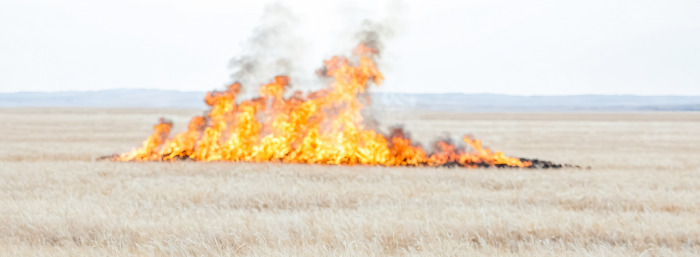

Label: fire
[119,118,172,161]
[114,43,531,168]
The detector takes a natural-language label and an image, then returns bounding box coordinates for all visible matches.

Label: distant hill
[0,90,208,109]
[1,90,699,112]
[371,93,700,112]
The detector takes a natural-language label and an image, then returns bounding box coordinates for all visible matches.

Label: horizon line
[1,89,699,98]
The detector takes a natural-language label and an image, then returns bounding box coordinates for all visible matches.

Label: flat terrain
[1,108,699,256]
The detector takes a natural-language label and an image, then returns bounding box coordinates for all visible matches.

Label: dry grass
[0,108,699,256]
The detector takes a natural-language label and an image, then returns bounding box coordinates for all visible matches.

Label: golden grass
[1,108,699,256]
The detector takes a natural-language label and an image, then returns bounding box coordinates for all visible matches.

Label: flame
[114,43,531,168]
[118,118,172,161]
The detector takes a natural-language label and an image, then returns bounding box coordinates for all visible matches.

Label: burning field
[106,43,567,169]
[1,108,699,256]
[3,1,699,255]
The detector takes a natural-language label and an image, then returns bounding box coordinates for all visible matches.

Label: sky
[1,0,699,95]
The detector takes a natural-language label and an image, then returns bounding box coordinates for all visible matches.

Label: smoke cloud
[228,3,305,99]
[228,1,405,101]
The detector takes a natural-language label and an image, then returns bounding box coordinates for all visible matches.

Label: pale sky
[1,0,699,95]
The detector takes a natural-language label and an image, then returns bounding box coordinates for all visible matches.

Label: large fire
[112,44,537,168]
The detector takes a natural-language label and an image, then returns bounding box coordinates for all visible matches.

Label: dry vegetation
[1,108,699,256]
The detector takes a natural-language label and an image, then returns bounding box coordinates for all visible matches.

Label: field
[1,108,699,256]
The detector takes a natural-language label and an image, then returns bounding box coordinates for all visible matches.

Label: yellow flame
[115,43,530,168]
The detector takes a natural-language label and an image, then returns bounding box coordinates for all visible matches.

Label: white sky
[1,0,699,95]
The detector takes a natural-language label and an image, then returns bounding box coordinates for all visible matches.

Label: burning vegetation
[109,43,569,169]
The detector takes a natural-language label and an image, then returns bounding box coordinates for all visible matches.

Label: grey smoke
[228,1,405,102]
[228,3,304,98]
[355,20,393,56]
[353,0,405,56]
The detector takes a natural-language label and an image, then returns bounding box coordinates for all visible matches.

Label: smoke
[228,1,405,103]
[354,19,394,57]
[229,3,305,99]
[349,0,405,56]
[351,1,406,131]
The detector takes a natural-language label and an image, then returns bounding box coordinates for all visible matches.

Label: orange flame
[118,118,172,161]
[114,43,531,168]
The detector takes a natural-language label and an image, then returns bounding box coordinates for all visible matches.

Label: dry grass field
[1,108,699,256]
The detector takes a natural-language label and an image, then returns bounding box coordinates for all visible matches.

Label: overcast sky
[1,0,699,95]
